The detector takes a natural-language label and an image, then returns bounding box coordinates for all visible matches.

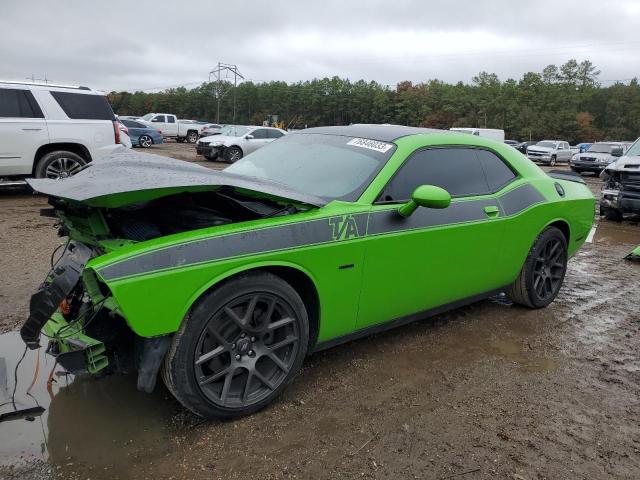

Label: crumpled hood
[26,149,327,208]
[603,155,640,172]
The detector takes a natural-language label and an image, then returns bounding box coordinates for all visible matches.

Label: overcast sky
[2,0,640,92]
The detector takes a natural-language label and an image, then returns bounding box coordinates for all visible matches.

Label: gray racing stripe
[498,183,545,216]
[98,183,544,281]
[99,213,369,280]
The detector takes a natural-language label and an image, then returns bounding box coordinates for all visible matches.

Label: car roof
[0,80,102,94]
[301,124,440,142]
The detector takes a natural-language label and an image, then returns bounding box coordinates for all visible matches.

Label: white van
[450,128,505,142]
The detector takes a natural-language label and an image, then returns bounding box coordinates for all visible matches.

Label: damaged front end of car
[21,150,324,393]
[600,156,640,220]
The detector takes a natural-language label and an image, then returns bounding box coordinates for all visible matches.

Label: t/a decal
[329,215,361,240]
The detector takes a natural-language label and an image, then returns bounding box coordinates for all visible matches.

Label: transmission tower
[208,63,244,123]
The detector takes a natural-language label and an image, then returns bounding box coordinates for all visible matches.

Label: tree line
[107,59,640,143]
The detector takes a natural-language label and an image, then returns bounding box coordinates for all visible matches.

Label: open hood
[27,150,327,208]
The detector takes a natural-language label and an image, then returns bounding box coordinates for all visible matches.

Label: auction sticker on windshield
[346,137,394,153]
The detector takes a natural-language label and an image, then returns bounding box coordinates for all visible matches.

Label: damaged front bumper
[600,188,640,214]
[21,240,111,374]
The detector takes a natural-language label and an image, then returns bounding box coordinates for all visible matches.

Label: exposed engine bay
[600,159,640,220]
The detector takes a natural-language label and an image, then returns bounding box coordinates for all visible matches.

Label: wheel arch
[183,261,321,353]
[33,143,92,174]
[544,218,571,245]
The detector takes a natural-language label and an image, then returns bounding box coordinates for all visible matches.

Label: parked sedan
[120,119,164,148]
[196,125,287,162]
[570,142,626,174]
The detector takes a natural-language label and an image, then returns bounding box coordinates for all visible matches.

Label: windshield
[625,138,640,157]
[536,141,557,149]
[586,143,615,154]
[224,133,396,201]
[220,126,251,137]
[141,113,154,121]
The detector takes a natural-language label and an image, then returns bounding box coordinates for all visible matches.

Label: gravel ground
[1,145,639,479]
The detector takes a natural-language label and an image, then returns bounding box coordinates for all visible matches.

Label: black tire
[176,138,185,143]
[139,135,153,148]
[34,150,86,179]
[187,131,199,144]
[204,155,216,161]
[604,208,623,222]
[224,146,243,163]
[549,155,557,167]
[508,226,568,309]
[162,272,309,419]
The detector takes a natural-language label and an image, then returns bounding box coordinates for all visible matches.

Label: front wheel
[224,146,243,162]
[604,208,623,222]
[162,272,309,419]
[508,226,568,308]
[550,156,557,167]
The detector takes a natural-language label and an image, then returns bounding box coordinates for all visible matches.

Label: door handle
[484,205,500,218]
[22,128,42,131]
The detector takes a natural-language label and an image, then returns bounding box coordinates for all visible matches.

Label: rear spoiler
[547,170,586,185]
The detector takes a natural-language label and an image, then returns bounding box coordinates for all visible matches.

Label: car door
[0,87,49,175]
[243,128,270,154]
[149,114,167,135]
[165,115,179,136]
[561,142,572,161]
[357,146,513,330]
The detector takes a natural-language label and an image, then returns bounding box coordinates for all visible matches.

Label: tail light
[113,120,121,144]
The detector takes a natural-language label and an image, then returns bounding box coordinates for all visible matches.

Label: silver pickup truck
[526,140,573,166]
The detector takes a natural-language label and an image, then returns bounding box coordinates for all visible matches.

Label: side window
[251,129,268,139]
[121,119,134,127]
[475,149,517,191]
[167,116,176,123]
[0,88,44,118]
[379,148,489,202]
[50,91,114,120]
[151,115,165,123]
[267,129,284,139]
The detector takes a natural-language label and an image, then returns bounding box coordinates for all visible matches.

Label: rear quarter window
[0,88,44,118]
[50,91,115,120]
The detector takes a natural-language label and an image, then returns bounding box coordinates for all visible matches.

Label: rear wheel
[139,135,153,148]
[162,272,309,419]
[35,151,86,179]
[508,226,567,308]
[224,146,243,162]
[187,131,199,143]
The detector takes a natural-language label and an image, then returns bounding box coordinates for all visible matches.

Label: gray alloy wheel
[550,156,557,166]
[162,272,309,419]
[508,226,567,308]
[194,292,301,408]
[139,135,153,148]
[225,146,243,163]
[187,131,199,143]
[35,151,86,179]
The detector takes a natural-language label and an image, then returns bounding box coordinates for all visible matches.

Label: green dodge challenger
[22,125,595,418]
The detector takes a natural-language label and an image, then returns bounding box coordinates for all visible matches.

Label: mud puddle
[0,332,179,475]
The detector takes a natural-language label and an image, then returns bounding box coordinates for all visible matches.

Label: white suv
[0,81,124,181]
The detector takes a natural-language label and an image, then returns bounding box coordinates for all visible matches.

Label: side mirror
[611,146,623,157]
[398,185,451,217]
[245,134,254,140]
